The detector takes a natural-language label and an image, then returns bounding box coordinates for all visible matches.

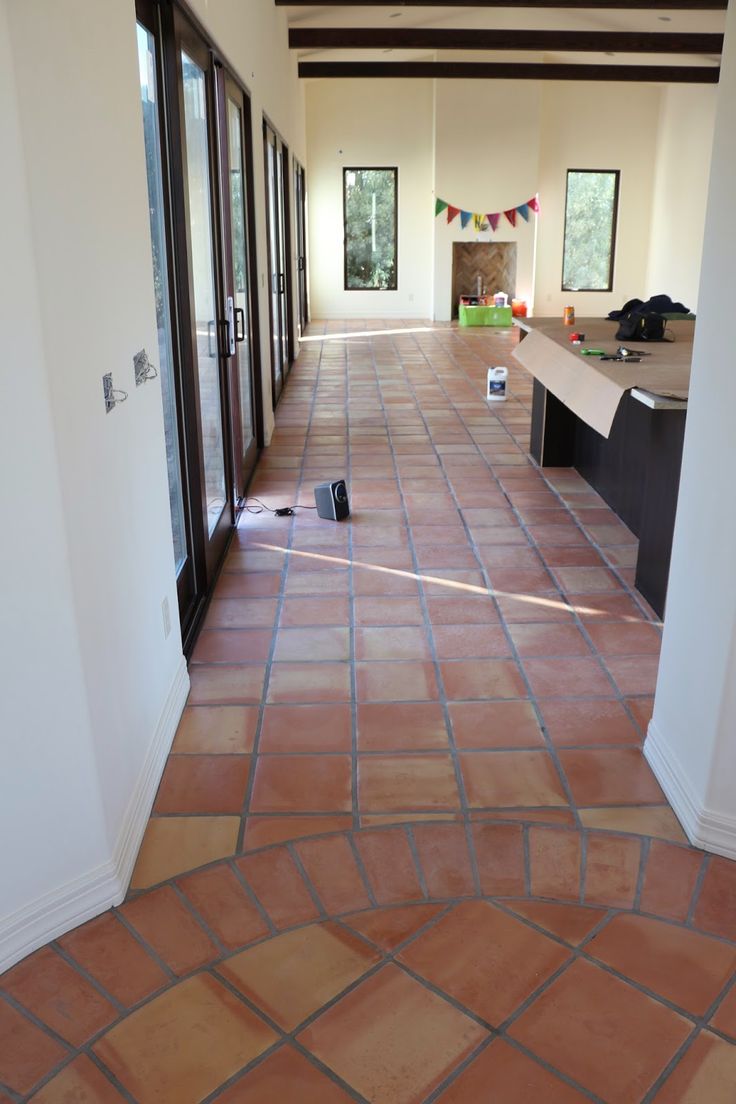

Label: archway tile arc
[2,823,736,1103]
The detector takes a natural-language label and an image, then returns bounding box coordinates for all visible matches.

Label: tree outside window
[343,168,398,290]
[562,169,620,292]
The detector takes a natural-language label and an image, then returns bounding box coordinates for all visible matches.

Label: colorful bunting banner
[434,194,540,231]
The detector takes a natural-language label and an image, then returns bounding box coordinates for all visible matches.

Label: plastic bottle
[487,366,508,402]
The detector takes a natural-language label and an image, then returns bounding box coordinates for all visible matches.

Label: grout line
[686,852,712,927]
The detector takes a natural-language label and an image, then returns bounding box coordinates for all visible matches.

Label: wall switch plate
[102,373,116,413]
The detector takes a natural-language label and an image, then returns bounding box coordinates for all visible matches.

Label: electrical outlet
[161,597,172,639]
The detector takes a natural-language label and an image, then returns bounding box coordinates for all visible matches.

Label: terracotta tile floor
[2,320,736,1102]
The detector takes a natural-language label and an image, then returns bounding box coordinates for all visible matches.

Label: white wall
[0,0,112,969]
[645,0,736,858]
[0,0,305,971]
[433,78,542,321]
[306,78,435,319]
[305,76,714,324]
[534,81,662,318]
[646,84,717,313]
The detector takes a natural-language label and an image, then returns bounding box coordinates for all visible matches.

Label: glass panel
[275,147,289,368]
[562,170,619,292]
[266,138,282,395]
[227,97,254,455]
[137,23,187,575]
[181,49,226,536]
[344,168,397,290]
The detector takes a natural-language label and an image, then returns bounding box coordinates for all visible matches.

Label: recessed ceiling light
[383,48,393,53]
[389,11,402,17]
[605,51,615,57]
[658,15,672,21]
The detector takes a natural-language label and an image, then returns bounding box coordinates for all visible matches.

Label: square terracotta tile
[411,822,475,897]
[584,834,641,908]
[558,748,665,805]
[355,626,432,661]
[398,901,570,1025]
[249,754,352,813]
[130,816,239,889]
[0,999,67,1096]
[460,750,568,808]
[522,657,613,698]
[153,755,250,814]
[59,914,167,1007]
[587,914,736,1016]
[435,1039,590,1103]
[279,596,350,627]
[553,566,623,593]
[121,886,218,976]
[297,964,487,1104]
[353,596,425,626]
[355,661,439,702]
[509,959,692,1104]
[357,702,449,751]
[28,1055,128,1103]
[652,1031,736,1103]
[273,627,350,662]
[172,706,258,754]
[529,828,582,900]
[538,699,641,746]
[218,922,379,1031]
[694,857,736,941]
[267,662,351,703]
[430,623,510,660]
[449,701,544,748]
[440,659,527,701]
[188,665,265,705]
[216,1046,356,1103]
[259,704,352,753]
[508,622,591,657]
[93,974,277,1104]
[640,840,704,921]
[1,946,117,1047]
[426,595,499,625]
[204,597,279,628]
[602,654,661,696]
[191,629,273,665]
[586,621,661,656]
[358,754,460,811]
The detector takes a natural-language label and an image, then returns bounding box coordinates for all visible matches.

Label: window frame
[343,166,398,292]
[561,168,621,293]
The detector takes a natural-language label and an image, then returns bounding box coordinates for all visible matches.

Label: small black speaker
[314,480,350,521]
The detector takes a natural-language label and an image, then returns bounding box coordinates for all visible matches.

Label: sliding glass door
[135,0,262,650]
[294,158,308,337]
[263,120,292,406]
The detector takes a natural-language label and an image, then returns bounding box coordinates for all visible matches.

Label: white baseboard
[645,719,736,860]
[0,656,189,974]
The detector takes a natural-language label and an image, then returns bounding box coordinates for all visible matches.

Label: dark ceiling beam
[289,28,724,53]
[279,1,728,9]
[299,60,720,81]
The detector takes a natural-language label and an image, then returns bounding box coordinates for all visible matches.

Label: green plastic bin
[458,305,513,327]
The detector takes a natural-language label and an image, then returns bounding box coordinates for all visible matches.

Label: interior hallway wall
[306,78,435,319]
[646,84,717,313]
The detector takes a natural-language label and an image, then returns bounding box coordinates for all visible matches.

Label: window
[562,169,620,292]
[343,168,397,290]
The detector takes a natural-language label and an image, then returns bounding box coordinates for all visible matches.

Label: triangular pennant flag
[487,213,500,232]
[460,210,473,229]
[504,208,517,228]
[517,204,530,222]
[528,195,540,213]
[435,198,448,217]
[447,205,460,224]
[473,214,489,232]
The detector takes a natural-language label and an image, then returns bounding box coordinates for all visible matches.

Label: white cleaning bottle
[487,366,508,402]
